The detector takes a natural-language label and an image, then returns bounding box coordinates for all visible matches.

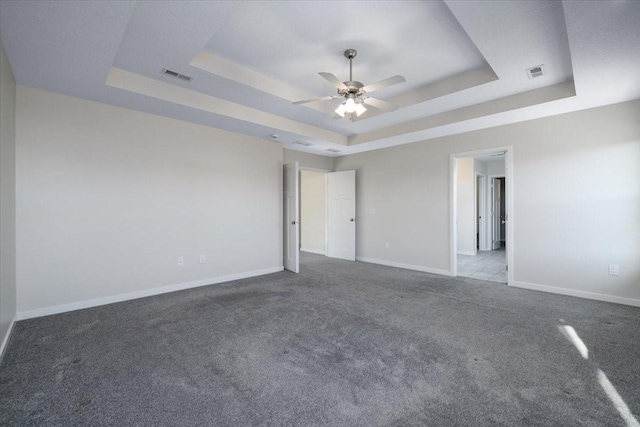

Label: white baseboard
[356,257,453,277]
[509,281,640,308]
[0,315,17,362]
[17,266,284,321]
[301,248,326,256]
[457,251,476,256]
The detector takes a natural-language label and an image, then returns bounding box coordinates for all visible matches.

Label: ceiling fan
[293,49,406,120]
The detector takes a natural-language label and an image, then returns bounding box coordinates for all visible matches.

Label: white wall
[456,157,475,255]
[334,100,640,305]
[486,160,505,176]
[15,86,283,315]
[300,170,326,254]
[0,41,17,353]
[284,149,333,171]
[474,159,488,175]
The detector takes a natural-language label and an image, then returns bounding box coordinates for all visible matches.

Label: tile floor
[457,248,506,283]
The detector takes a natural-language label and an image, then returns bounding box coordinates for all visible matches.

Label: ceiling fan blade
[361,75,406,93]
[292,95,339,105]
[362,97,399,112]
[319,72,348,90]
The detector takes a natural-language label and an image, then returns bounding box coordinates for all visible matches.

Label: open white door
[283,162,299,273]
[492,177,502,250]
[327,170,356,261]
[477,174,488,251]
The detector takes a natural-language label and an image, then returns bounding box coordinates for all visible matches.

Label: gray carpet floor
[1,253,639,426]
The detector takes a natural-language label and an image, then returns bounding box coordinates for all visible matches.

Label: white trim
[0,315,18,362]
[510,281,640,308]
[301,248,326,255]
[504,148,513,285]
[17,266,284,321]
[325,172,329,257]
[450,155,457,276]
[356,257,453,277]
[457,250,476,256]
[299,166,332,173]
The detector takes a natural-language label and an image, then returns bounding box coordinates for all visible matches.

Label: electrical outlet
[384,242,390,249]
[608,264,619,276]
[199,254,206,264]
[177,257,184,267]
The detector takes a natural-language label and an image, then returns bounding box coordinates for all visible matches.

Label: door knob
[291,220,297,225]
[350,218,355,222]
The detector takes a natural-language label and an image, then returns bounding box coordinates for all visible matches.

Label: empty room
[1,1,639,425]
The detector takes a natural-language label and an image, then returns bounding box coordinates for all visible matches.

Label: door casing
[450,147,513,284]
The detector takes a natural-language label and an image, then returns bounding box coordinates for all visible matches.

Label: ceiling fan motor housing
[340,80,364,96]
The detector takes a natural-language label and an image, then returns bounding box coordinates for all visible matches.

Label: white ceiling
[1,1,639,157]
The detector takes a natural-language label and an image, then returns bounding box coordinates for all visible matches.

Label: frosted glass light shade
[345,97,356,113]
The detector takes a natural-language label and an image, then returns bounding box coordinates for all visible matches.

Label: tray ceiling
[1,0,639,156]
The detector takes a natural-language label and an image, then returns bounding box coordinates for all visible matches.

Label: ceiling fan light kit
[336,92,367,118]
[294,49,406,121]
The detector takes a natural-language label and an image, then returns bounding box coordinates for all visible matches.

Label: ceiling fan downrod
[341,49,364,96]
[344,49,357,82]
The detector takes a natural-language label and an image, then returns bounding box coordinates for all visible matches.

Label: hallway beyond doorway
[457,248,506,283]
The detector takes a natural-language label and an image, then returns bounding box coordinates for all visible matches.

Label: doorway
[283,163,357,272]
[450,148,513,284]
[300,170,328,256]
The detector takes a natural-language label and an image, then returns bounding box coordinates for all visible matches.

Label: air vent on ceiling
[162,68,192,82]
[293,141,314,147]
[326,148,341,153]
[526,65,544,79]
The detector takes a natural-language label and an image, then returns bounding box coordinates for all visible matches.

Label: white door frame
[450,147,513,284]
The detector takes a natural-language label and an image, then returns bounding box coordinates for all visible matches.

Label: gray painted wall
[0,41,17,353]
[456,157,475,255]
[284,149,333,171]
[16,86,283,314]
[335,100,640,304]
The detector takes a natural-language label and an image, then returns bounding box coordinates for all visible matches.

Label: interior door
[492,177,502,250]
[477,175,487,251]
[499,178,506,245]
[327,170,356,261]
[283,162,299,273]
